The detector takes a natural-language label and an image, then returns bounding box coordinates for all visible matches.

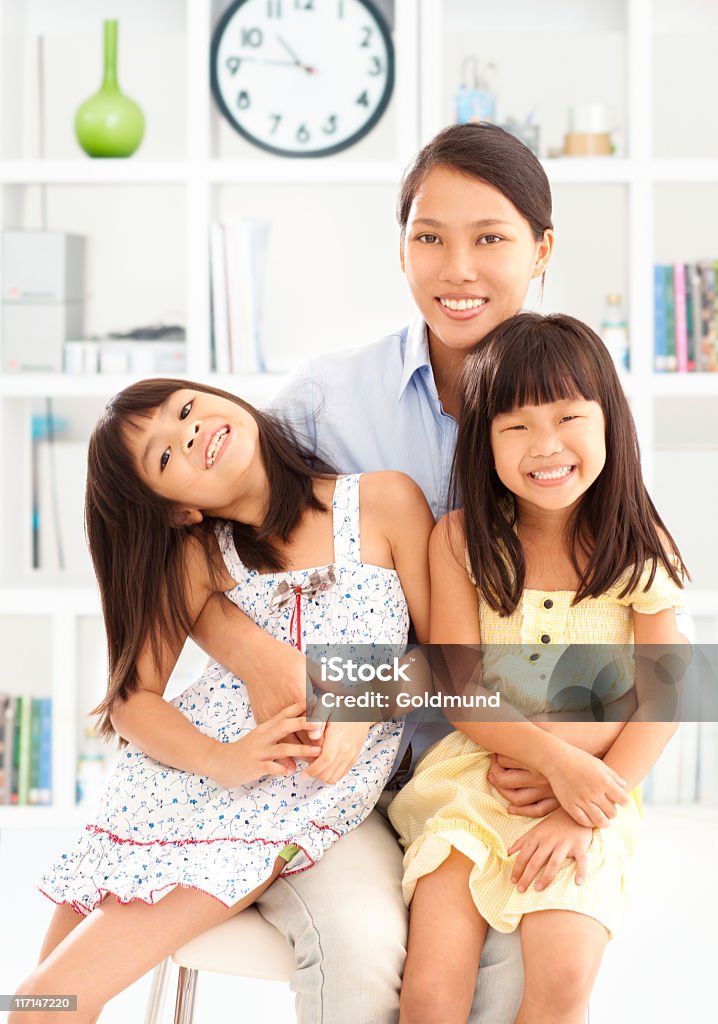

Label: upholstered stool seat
[144,908,294,1024]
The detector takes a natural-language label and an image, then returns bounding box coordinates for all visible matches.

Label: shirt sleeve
[614,558,686,615]
[263,360,319,454]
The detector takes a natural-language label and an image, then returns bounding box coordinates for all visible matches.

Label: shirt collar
[398,316,433,400]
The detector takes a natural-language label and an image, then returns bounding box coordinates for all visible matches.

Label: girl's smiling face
[125,388,263,523]
[400,166,553,353]
[490,399,607,516]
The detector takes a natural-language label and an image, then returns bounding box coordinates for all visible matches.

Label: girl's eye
[160,448,171,472]
[560,415,578,423]
[506,425,526,431]
[180,400,193,419]
[416,233,440,244]
[478,234,502,245]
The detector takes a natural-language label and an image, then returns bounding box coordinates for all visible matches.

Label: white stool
[144,908,295,1024]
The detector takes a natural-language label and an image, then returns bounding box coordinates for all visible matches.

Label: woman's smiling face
[124,388,262,521]
[400,166,553,353]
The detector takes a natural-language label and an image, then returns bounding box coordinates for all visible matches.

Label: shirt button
[541,634,551,644]
[544,599,553,609]
[529,653,540,662]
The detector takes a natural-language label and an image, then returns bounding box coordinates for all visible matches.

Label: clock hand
[237,57,299,67]
[276,33,318,75]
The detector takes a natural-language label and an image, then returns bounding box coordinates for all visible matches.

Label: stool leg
[144,957,170,1024]
[174,966,199,1024]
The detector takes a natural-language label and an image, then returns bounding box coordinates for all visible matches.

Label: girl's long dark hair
[87,378,334,740]
[452,313,687,616]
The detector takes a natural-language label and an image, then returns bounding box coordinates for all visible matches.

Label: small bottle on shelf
[601,293,630,372]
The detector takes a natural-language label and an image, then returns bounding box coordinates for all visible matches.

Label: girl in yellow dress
[389,312,688,1024]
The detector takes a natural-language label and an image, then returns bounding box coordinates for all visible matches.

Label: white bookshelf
[1,0,717,826]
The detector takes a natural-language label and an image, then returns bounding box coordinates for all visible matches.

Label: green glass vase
[75,20,145,158]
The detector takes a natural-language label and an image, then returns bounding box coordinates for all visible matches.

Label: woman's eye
[478,234,502,245]
[417,233,440,244]
[180,400,193,419]
[160,448,171,471]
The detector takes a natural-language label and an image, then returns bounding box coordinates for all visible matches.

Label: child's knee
[400,977,469,1024]
[524,950,598,1012]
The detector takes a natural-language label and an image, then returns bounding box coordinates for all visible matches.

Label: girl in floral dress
[13,378,432,1024]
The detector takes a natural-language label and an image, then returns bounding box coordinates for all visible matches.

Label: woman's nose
[438,245,479,284]
[184,421,201,452]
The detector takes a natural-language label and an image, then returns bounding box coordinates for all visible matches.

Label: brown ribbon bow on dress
[269,565,338,651]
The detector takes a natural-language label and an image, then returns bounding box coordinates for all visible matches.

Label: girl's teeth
[440,297,486,311]
[530,466,574,481]
[206,428,228,466]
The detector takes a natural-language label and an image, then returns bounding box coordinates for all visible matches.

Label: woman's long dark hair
[451,313,687,616]
[87,378,334,740]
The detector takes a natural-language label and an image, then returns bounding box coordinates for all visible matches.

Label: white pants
[256,804,524,1023]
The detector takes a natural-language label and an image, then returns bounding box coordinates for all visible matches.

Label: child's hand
[302,720,372,784]
[546,746,629,828]
[508,807,593,893]
[210,703,322,789]
[488,753,560,818]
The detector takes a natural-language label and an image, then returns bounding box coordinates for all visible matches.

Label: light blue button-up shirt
[268,315,455,777]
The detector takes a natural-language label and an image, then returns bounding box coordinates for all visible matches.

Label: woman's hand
[508,807,593,893]
[488,753,560,818]
[302,720,372,784]
[209,704,322,789]
[546,746,630,828]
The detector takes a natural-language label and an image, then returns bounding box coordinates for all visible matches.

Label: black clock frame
[210,0,396,158]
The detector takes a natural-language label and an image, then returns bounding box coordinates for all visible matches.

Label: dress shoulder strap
[332,474,362,564]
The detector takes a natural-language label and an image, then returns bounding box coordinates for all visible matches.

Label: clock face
[210,0,395,157]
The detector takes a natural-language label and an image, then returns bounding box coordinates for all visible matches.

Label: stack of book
[209,219,269,376]
[0,694,52,805]
[653,261,718,372]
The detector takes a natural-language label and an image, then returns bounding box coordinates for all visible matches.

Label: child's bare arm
[109,539,319,782]
[600,607,685,789]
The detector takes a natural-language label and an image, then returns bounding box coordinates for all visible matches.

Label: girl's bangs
[487,333,602,419]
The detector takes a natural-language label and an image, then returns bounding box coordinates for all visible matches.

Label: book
[38,697,53,805]
[697,260,717,371]
[663,265,676,371]
[16,694,33,805]
[209,219,231,374]
[685,262,700,371]
[0,693,10,803]
[37,440,91,576]
[653,264,667,371]
[673,262,688,373]
[28,697,42,804]
[226,219,269,376]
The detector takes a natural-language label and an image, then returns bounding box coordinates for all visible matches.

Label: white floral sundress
[40,475,407,916]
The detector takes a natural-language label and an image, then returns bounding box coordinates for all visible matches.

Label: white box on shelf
[1,231,85,303]
[2,303,84,372]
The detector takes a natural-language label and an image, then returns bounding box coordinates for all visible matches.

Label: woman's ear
[169,507,204,528]
[399,236,406,274]
[531,228,555,279]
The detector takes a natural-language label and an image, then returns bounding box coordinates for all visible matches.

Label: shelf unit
[1,0,717,826]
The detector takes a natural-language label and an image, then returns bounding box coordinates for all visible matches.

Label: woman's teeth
[439,297,486,311]
[529,466,574,481]
[206,427,229,467]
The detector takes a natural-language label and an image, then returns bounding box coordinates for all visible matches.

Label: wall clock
[210,0,395,158]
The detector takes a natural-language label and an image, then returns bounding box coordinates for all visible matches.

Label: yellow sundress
[388,559,684,938]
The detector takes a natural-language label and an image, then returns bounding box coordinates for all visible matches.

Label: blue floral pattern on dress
[40,475,408,915]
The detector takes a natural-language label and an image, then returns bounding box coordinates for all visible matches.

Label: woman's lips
[435,297,489,321]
